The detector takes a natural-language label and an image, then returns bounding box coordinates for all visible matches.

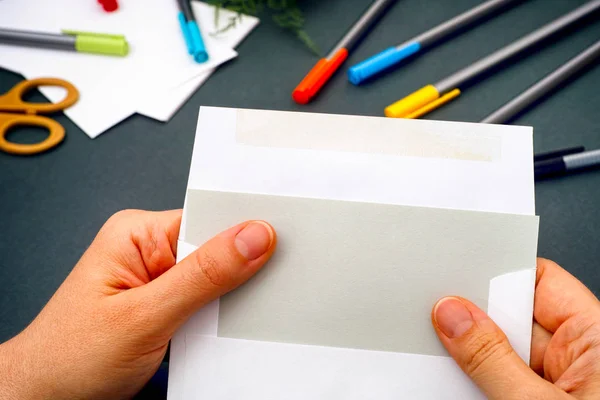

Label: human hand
[0,210,276,400]
[432,258,600,399]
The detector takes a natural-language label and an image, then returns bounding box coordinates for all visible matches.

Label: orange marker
[292,0,397,104]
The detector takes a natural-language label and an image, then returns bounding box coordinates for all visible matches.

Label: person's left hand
[0,209,277,400]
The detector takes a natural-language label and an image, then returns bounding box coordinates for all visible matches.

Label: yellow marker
[384,85,460,119]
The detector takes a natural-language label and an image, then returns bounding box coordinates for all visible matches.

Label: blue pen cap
[178,12,209,63]
[348,42,421,85]
[187,21,208,63]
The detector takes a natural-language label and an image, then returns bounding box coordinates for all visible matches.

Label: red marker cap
[292,48,348,104]
[98,0,118,12]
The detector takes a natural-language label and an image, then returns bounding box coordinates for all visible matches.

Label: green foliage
[207,0,320,55]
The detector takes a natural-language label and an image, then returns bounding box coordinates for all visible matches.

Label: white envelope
[168,107,538,400]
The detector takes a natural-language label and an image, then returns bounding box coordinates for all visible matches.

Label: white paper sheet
[169,107,538,400]
[0,0,238,137]
[136,2,260,122]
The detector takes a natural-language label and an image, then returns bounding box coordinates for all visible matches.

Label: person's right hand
[432,258,600,399]
[0,210,276,400]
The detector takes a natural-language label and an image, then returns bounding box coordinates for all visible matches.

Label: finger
[530,322,552,376]
[432,296,557,399]
[554,342,600,398]
[128,209,181,278]
[87,209,182,286]
[534,258,600,333]
[134,220,276,334]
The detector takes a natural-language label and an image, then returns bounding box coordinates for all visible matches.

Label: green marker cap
[62,30,129,57]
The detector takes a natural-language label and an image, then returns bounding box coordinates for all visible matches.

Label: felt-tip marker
[292,0,397,104]
[0,28,128,56]
[535,148,600,179]
[348,0,524,85]
[534,147,585,163]
[176,0,208,63]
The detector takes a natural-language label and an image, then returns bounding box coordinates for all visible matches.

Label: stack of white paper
[0,1,258,138]
[170,107,539,399]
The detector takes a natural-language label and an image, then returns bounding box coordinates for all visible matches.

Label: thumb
[137,220,276,334]
[431,296,554,399]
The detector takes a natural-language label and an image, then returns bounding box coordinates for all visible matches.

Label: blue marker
[348,0,524,85]
[176,0,208,63]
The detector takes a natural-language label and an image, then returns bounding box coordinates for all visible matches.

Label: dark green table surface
[1,0,599,345]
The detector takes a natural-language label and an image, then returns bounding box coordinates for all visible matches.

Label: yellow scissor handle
[0,113,65,155]
[0,77,79,114]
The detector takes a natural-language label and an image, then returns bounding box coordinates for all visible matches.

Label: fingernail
[235,221,274,261]
[433,297,474,338]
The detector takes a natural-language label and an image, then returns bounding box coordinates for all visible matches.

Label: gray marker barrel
[176,0,195,21]
[482,39,600,124]
[435,0,600,94]
[413,0,522,48]
[328,0,397,58]
[0,28,75,51]
[564,149,600,171]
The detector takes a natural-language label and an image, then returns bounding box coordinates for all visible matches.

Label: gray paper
[185,189,539,356]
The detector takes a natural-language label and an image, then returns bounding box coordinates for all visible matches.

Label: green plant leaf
[296,29,321,56]
[210,0,319,55]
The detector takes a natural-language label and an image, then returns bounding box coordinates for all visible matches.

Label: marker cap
[98,0,119,12]
[384,85,440,118]
[292,48,348,104]
[187,21,208,63]
[63,30,128,56]
[178,13,208,63]
[348,42,421,85]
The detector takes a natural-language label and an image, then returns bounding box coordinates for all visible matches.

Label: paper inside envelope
[185,189,538,357]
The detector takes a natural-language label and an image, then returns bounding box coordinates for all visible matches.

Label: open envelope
[168,107,539,400]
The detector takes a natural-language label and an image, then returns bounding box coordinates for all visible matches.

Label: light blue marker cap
[178,12,208,63]
[348,42,421,85]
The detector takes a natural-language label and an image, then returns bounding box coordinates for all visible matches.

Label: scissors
[0,77,79,155]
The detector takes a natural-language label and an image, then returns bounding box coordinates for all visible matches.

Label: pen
[176,0,208,63]
[348,0,524,85]
[534,146,585,163]
[535,148,600,179]
[0,28,128,57]
[384,0,600,119]
[292,0,397,104]
[481,40,600,124]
